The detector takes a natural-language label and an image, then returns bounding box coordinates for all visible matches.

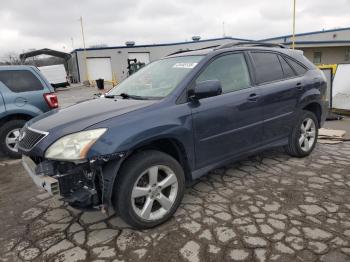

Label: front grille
[18,127,47,151]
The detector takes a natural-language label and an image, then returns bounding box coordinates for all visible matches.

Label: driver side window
[196,53,251,93]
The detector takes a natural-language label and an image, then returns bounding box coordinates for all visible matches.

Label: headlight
[45,128,107,161]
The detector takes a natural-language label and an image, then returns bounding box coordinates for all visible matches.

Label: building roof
[288,40,350,45]
[20,48,71,61]
[73,36,251,52]
[260,27,350,41]
[71,26,350,54]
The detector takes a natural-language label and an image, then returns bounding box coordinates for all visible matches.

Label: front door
[191,52,264,169]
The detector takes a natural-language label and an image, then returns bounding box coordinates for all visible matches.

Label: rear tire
[285,110,318,157]
[113,150,185,229]
[0,119,26,159]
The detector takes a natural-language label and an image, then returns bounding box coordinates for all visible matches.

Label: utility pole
[80,16,90,84]
[222,21,226,37]
[292,0,296,49]
[71,37,74,50]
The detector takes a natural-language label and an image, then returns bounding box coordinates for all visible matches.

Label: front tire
[113,150,185,229]
[0,119,27,158]
[285,110,318,157]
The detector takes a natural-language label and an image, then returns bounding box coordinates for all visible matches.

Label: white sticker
[173,63,198,69]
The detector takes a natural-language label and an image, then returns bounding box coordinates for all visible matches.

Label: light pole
[292,0,296,49]
[80,16,90,84]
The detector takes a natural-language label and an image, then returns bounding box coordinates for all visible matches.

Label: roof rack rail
[216,41,286,50]
[167,45,220,56]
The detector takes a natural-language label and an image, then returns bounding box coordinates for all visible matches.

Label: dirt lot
[0,86,350,262]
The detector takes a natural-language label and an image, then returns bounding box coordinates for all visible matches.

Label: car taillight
[43,93,59,109]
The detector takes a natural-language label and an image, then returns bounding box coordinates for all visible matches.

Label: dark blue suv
[20,43,328,228]
[0,66,58,158]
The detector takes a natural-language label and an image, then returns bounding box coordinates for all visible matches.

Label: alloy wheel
[299,118,316,152]
[131,165,178,221]
[5,128,20,153]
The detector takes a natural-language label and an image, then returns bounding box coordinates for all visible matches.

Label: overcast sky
[0,0,349,59]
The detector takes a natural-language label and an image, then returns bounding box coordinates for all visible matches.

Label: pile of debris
[318,128,348,144]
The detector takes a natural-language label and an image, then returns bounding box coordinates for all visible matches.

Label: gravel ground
[0,142,350,262]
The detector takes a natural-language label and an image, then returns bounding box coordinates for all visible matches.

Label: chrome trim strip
[27,126,49,136]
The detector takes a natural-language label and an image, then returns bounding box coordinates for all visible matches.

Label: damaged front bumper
[21,153,124,211]
[22,155,60,196]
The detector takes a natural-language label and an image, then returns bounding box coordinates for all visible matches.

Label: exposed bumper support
[22,155,60,196]
[22,154,125,211]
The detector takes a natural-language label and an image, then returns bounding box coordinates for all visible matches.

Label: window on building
[345,48,350,61]
[251,52,284,84]
[0,70,43,92]
[313,52,322,64]
[196,53,251,93]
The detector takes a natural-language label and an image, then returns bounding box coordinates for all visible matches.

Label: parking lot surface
[1,141,350,262]
[1,86,350,262]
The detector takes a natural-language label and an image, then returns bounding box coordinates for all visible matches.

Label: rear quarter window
[0,70,44,92]
[285,57,308,75]
[278,55,296,78]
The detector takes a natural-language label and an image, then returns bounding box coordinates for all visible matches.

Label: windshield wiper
[104,93,145,100]
[119,93,132,99]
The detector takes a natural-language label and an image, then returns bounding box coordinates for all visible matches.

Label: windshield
[107,55,204,99]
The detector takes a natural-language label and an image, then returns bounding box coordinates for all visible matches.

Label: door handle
[296,82,303,90]
[247,93,259,102]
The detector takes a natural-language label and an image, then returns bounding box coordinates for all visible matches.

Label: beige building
[68,27,350,83]
[262,27,350,65]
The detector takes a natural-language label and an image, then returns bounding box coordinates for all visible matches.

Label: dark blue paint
[24,47,328,182]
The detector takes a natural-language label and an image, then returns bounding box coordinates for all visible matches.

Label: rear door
[250,52,305,144]
[0,69,49,113]
[191,52,264,169]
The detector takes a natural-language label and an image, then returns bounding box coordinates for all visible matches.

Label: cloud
[0,0,349,58]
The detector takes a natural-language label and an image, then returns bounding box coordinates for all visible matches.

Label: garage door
[87,58,112,81]
[128,53,150,64]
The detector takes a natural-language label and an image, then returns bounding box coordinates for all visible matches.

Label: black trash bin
[96,79,104,90]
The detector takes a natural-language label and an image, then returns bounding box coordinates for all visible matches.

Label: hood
[29,97,156,133]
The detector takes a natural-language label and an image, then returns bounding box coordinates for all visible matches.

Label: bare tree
[0,52,22,65]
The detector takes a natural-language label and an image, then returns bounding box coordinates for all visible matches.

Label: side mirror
[190,80,222,100]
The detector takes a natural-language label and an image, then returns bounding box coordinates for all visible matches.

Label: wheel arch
[103,137,193,210]
[302,102,322,127]
[0,113,33,127]
[127,137,192,183]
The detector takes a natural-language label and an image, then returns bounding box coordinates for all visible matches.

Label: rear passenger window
[0,70,43,92]
[196,53,251,93]
[278,56,296,78]
[285,58,307,75]
[251,52,284,84]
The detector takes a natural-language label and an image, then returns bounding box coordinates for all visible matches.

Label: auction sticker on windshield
[173,63,198,69]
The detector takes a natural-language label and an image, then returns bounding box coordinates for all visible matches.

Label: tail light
[43,93,59,109]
